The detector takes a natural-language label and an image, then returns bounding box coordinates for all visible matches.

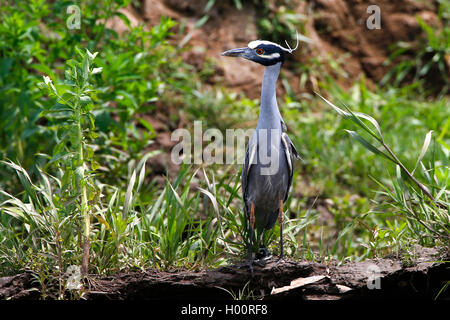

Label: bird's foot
[275,254,284,266]
[237,260,254,277]
[254,259,267,268]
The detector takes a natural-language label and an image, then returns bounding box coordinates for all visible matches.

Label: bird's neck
[258,62,282,129]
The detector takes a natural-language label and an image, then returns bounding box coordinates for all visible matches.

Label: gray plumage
[222,39,300,274]
[241,62,299,232]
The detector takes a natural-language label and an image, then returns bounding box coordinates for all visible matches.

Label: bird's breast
[245,145,289,203]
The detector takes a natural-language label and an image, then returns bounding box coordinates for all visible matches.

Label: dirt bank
[114,0,443,96]
[1,246,448,300]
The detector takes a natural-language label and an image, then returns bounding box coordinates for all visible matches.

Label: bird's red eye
[256,48,264,55]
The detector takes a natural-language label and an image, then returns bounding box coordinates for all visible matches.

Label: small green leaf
[345,130,396,163]
[123,169,136,217]
[198,187,219,215]
[412,130,433,175]
[91,160,100,171]
[82,56,89,80]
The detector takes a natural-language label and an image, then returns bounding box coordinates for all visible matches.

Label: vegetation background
[0,0,448,298]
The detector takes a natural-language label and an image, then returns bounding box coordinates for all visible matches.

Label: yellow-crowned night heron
[222,38,300,275]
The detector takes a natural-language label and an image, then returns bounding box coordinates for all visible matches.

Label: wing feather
[241,135,257,212]
[281,132,300,202]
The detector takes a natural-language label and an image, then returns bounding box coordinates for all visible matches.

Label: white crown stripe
[248,40,278,49]
[247,31,300,54]
[248,40,287,52]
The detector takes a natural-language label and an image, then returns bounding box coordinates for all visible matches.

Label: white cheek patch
[259,52,280,59]
[248,40,285,60]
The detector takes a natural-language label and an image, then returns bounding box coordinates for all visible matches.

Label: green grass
[380,13,449,96]
[317,91,449,252]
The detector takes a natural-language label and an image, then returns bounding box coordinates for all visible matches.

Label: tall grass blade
[412,130,433,175]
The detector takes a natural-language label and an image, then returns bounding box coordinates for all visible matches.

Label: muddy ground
[1,246,448,300]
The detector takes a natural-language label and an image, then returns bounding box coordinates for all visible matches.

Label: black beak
[221,47,249,57]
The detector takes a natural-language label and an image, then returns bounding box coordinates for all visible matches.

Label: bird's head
[221,36,299,66]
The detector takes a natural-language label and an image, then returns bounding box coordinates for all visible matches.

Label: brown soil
[120,0,442,96]
[1,246,448,300]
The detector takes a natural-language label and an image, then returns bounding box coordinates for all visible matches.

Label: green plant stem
[56,230,63,299]
[76,103,90,275]
[381,142,436,204]
[403,203,448,239]
[79,140,89,240]
[382,143,449,238]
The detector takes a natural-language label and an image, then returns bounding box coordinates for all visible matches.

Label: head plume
[281,30,300,54]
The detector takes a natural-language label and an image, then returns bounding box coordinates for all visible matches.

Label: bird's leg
[248,201,255,277]
[278,199,284,261]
